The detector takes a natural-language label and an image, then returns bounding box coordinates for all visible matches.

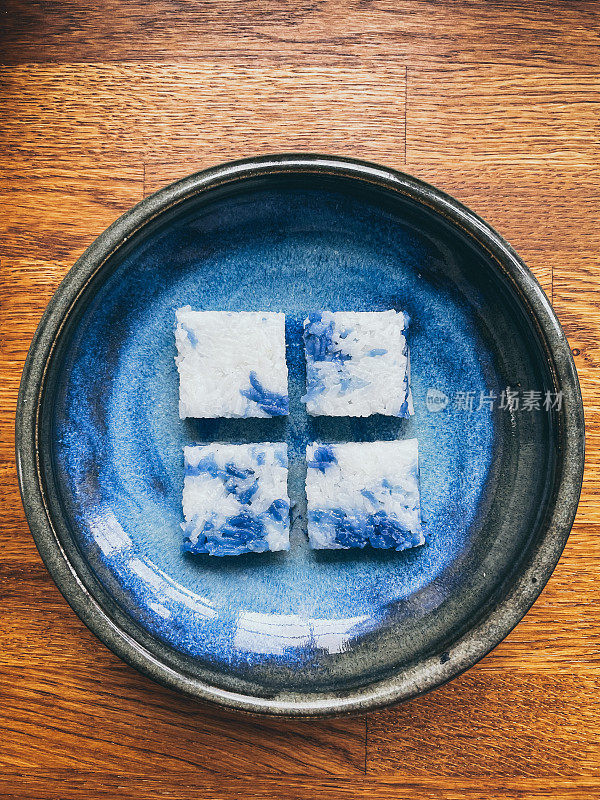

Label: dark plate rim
[15,153,585,716]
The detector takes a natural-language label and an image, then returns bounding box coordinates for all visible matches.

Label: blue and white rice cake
[305,440,424,551]
[182,443,290,556]
[302,310,413,417]
[175,308,289,418]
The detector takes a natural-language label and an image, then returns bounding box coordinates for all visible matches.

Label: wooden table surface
[1,2,599,798]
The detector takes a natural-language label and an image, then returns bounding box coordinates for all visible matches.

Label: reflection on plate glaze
[233,613,370,656]
[86,506,374,657]
[89,506,218,620]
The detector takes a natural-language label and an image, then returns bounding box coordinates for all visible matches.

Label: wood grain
[1,1,599,68]
[407,66,600,165]
[367,670,600,777]
[0,658,365,775]
[2,2,600,798]
[1,62,407,161]
[553,260,600,523]
[1,775,600,800]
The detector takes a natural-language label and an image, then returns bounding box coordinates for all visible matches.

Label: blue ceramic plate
[17,155,584,715]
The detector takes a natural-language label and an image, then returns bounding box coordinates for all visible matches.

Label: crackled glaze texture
[49,178,555,684]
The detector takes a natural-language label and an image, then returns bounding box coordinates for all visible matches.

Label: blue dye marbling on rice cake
[183,443,290,556]
[302,310,412,417]
[306,440,424,551]
[175,308,289,419]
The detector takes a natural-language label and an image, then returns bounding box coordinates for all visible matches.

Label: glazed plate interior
[39,170,560,704]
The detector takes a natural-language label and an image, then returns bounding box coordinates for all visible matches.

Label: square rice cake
[306,440,424,551]
[175,308,289,418]
[302,310,413,417]
[182,443,290,556]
